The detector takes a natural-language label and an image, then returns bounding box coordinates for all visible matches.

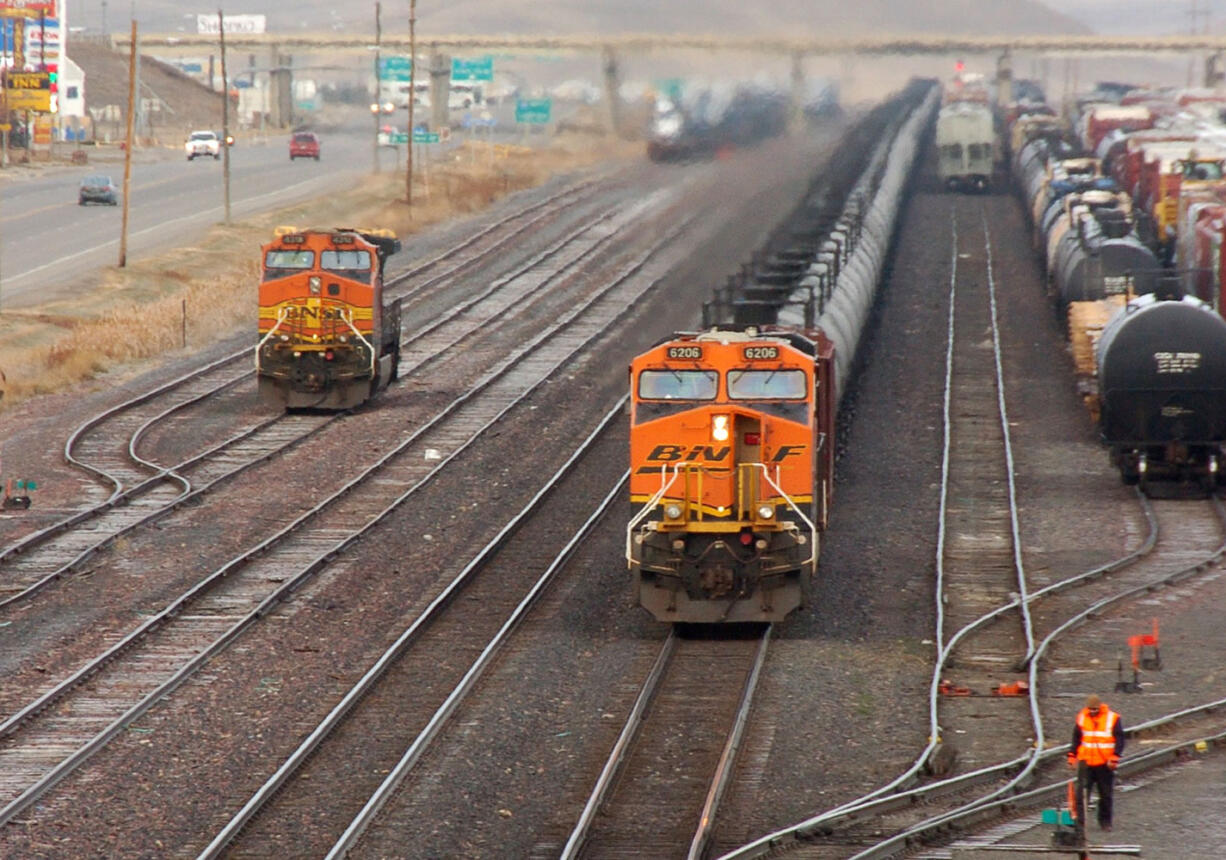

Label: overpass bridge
[112,31,1226,134]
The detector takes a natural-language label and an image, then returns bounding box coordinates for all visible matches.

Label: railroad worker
[1067,694,1125,832]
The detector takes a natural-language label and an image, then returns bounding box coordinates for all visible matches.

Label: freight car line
[560,627,771,859]
[0,208,700,830]
[0,176,622,604]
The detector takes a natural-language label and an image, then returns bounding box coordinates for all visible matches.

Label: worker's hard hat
[1085,694,1101,710]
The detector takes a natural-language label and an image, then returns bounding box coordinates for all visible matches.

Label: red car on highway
[289,131,321,161]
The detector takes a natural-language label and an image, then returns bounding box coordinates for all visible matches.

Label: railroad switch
[1128,618,1161,671]
[2,477,35,510]
[992,680,1030,697]
[1114,659,1144,694]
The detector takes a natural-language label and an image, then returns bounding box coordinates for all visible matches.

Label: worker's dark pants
[1078,762,1115,827]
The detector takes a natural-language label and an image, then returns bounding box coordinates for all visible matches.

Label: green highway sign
[379,56,412,81]
[452,56,493,81]
[389,132,408,144]
[412,130,440,144]
[515,98,552,124]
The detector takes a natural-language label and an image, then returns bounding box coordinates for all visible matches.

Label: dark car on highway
[79,174,119,206]
[289,131,321,161]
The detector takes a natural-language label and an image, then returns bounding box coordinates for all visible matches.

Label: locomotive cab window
[320,249,373,276]
[941,143,963,159]
[638,369,718,400]
[263,250,315,280]
[727,369,808,399]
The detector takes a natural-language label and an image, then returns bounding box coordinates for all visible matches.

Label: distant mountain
[104,0,1090,39]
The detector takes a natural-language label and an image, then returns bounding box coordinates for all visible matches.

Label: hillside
[105,0,1088,39]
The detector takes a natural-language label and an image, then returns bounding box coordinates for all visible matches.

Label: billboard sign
[196,14,266,35]
[0,0,56,17]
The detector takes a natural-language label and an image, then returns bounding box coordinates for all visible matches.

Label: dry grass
[0,134,637,411]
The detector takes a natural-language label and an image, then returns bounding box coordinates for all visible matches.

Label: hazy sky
[1057,0,1224,35]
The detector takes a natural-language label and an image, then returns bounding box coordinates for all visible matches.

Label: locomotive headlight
[339,334,349,343]
[664,503,684,520]
[757,504,774,519]
[309,276,322,295]
[712,414,730,442]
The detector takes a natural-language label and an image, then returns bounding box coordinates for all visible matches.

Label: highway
[0,110,379,310]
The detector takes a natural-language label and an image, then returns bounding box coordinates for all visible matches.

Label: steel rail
[0,176,607,569]
[199,396,629,859]
[0,209,696,829]
[559,633,679,860]
[323,474,631,859]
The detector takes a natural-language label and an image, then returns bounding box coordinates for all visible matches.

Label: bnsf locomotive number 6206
[627,328,836,623]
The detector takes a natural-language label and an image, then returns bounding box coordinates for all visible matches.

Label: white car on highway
[185,130,221,161]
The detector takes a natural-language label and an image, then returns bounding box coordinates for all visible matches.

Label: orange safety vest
[1075,706,1119,767]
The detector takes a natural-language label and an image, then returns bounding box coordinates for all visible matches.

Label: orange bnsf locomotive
[628,327,836,623]
[257,227,402,409]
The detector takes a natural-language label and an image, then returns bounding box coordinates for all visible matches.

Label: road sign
[412,130,440,144]
[379,56,412,81]
[515,98,552,124]
[452,56,493,82]
[389,131,408,144]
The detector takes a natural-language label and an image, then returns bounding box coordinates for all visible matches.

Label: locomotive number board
[666,346,702,359]
[743,346,779,360]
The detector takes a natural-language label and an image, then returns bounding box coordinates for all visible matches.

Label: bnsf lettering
[744,346,780,360]
[647,444,730,462]
[284,306,349,320]
[771,445,806,462]
[666,346,703,360]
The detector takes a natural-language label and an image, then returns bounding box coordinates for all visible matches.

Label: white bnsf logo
[1154,351,1201,374]
[1102,275,1132,294]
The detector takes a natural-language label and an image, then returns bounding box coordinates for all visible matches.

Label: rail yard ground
[1,112,1225,858]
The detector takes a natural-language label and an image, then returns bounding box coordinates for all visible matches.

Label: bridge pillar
[602,45,622,137]
[268,49,293,128]
[1205,51,1225,90]
[790,50,806,130]
[996,49,1013,107]
[428,50,451,131]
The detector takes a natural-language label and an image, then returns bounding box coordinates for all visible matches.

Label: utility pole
[406,0,415,206]
[118,19,136,267]
[373,1,381,174]
[219,8,231,226]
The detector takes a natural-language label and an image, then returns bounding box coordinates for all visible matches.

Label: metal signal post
[406,0,415,206]
[219,8,232,226]
[119,19,137,267]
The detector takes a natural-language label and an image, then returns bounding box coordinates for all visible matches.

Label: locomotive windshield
[320,249,372,275]
[728,369,808,399]
[263,249,315,280]
[638,369,718,400]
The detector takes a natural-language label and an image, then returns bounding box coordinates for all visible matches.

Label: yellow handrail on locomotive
[254,306,290,373]
[626,461,817,570]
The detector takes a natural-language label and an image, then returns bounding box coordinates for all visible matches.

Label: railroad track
[712,204,1226,859]
[194,402,631,858]
[0,175,618,608]
[0,194,698,829]
[927,201,1039,777]
[0,177,632,609]
[560,626,771,860]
